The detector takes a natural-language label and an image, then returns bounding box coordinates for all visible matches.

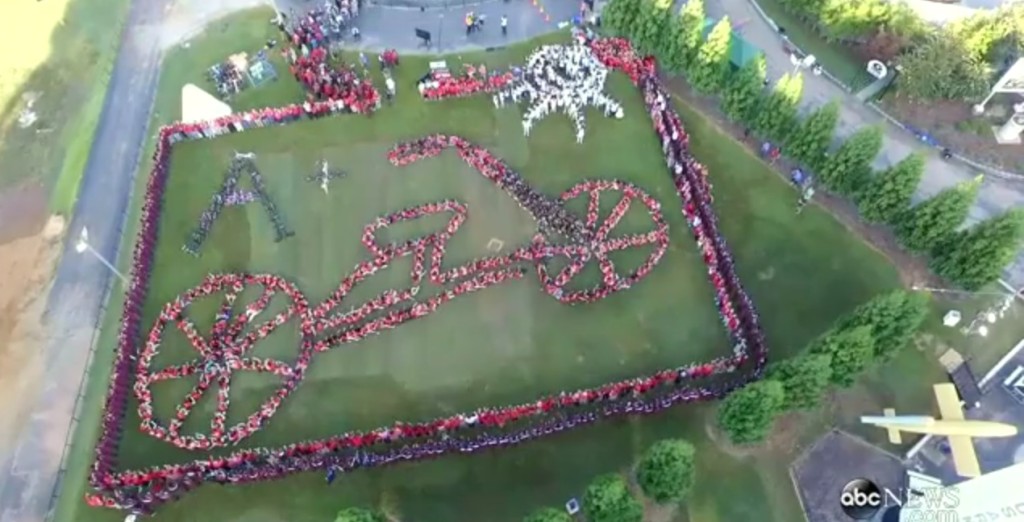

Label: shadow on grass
[0,0,131,213]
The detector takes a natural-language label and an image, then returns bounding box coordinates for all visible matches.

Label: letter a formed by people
[183,153,295,256]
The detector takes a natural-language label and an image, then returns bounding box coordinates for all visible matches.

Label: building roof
[701,18,763,67]
[791,430,906,522]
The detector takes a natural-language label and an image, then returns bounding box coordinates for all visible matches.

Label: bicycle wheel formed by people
[134,273,314,450]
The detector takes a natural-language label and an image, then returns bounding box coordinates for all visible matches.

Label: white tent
[180,83,232,123]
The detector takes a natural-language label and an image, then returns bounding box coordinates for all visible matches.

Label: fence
[742,0,1024,181]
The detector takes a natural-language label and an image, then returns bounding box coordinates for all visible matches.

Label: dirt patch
[0,214,65,455]
[0,180,48,243]
[662,76,942,289]
[881,94,1024,175]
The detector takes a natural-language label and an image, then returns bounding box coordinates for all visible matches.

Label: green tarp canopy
[701,18,762,68]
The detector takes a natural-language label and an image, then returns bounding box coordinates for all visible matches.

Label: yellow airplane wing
[948,435,982,477]
[933,383,964,421]
[883,408,902,444]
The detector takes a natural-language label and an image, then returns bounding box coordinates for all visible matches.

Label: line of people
[418,63,515,100]
[588,36,767,368]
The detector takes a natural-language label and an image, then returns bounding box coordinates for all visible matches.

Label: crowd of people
[281,0,359,49]
[207,59,246,98]
[418,63,515,100]
[183,154,293,256]
[496,43,624,143]
[85,36,769,515]
[286,45,380,111]
[279,3,380,111]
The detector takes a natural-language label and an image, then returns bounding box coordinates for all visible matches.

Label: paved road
[0,1,573,521]
[707,0,1024,287]
[0,0,168,519]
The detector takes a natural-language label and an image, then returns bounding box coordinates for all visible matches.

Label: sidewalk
[706,0,1024,287]
[278,0,580,54]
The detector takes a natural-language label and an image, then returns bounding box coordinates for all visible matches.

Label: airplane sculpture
[306,159,348,194]
[861,383,1019,478]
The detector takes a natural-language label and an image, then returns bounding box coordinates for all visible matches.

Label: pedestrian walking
[385,74,396,104]
[501,15,508,36]
[465,12,474,35]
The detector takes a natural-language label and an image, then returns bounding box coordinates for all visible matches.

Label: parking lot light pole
[75,227,129,285]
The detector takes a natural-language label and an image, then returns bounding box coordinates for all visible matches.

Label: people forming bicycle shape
[135,135,670,450]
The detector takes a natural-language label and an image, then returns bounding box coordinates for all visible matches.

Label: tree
[690,17,733,93]
[897,34,991,101]
[677,0,708,74]
[779,0,827,19]
[766,353,833,410]
[819,0,904,40]
[602,0,645,39]
[752,73,804,144]
[633,0,676,59]
[660,13,689,72]
[785,101,839,170]
[857,153,925,224]
[582,474,643,522]
[836,290,929,362]
[931,210,1024,290]
[335,507,385,522]
[721,54,767,123]
[523,507,572,522]
[817,126,883,196]
[896,176,981,253]
[717,380,785,444]
[636,439,697,503]
[808,326,876,387]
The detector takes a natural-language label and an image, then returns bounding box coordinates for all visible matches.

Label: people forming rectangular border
[83,35,768,515]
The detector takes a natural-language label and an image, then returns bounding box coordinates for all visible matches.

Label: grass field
[52,9,915,522]
[0,0,131,214]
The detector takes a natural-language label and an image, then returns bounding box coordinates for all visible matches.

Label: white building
[900,462,1024,521]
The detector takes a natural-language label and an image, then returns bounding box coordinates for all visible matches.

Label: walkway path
[0,2,572,521]
[279,0,579,53]
[707,0,1024,287]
